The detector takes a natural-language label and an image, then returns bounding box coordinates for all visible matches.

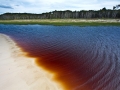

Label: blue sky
[0,0,119,14]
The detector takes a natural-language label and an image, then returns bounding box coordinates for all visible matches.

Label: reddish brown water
[0,25,120,90]
[19,43,96,90]
[14,35,120,90]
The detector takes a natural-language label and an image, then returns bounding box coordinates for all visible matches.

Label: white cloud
[0,0,119,14]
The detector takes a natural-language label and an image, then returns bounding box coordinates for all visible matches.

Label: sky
[0,0,119,14]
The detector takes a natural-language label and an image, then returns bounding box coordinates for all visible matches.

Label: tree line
[0,9,120,20]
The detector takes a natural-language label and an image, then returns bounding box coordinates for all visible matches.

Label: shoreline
[0,19,120,26]
[0,34,63,90]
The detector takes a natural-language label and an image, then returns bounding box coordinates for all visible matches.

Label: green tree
[101,7,106,11]
[113,4,120,10]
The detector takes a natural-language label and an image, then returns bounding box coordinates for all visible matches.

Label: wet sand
[0,34,63,90]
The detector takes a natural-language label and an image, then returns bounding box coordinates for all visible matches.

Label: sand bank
[0,19,120,26]
[0,19,120,23]
[0,34,63,90]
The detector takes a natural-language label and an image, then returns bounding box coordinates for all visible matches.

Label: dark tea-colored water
[0,25,120,90]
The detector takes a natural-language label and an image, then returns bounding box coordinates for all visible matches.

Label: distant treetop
[113,4,120,10]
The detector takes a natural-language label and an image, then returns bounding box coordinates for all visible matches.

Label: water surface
[0,25,120,90]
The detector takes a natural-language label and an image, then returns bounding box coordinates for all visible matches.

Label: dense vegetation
[0,9,120,20]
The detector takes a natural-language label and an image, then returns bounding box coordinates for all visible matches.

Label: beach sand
[0,34,63,90]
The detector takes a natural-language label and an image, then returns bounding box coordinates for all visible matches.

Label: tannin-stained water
[0,25,120,90]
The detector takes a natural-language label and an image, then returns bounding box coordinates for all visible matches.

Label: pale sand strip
[0,19,120,23]
[0,34,63,90]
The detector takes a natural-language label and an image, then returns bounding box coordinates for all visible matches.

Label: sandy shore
[0,19,120,26]
[0,34,63,90]
[0,19,120,23]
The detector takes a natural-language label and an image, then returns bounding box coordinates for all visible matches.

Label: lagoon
[0,25,120,90]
